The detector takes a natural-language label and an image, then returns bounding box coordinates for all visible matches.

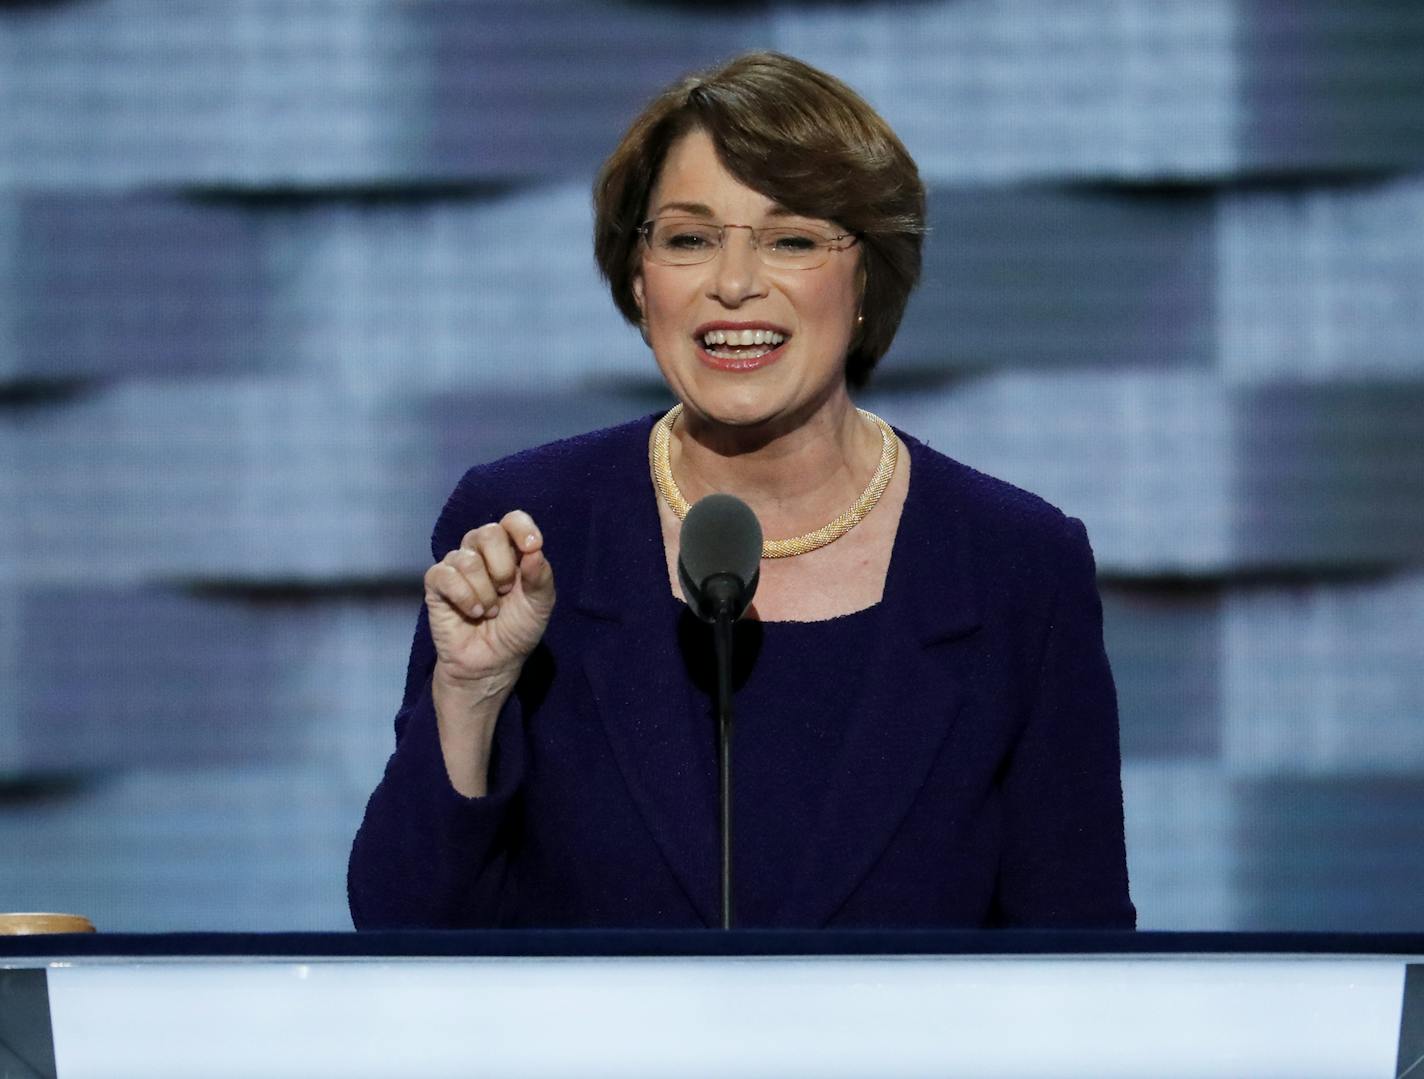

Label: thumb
[519,548,555,603]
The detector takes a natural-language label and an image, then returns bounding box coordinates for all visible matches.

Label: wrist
[432,663,519,715]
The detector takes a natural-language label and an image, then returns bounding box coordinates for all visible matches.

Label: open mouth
[694,326,789,369]
[699,327,786,361]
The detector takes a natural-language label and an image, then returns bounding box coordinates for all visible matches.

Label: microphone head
[678,493,762,621]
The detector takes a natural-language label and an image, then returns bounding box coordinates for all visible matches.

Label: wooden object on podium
[0,913,95,935]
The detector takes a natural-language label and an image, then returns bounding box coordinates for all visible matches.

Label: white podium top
[7,945,1418,1079]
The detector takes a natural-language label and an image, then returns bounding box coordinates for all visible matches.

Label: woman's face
[631,129,862,431]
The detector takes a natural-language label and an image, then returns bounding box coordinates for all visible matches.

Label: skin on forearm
[432,665,519,798]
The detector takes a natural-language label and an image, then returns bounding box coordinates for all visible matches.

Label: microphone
[676,493,762,930]
[678,493,762,622]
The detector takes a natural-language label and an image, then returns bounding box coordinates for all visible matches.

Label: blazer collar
[574,414,984,926]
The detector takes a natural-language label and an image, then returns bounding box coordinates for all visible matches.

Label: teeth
[702,329,785,347]
[706,346,774,360]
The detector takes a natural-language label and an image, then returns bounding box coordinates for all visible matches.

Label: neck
[671,390,882,538]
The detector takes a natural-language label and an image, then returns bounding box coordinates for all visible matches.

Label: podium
[3,931,1422,1078]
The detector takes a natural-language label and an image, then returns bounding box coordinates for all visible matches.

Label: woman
[349,52,1135,929]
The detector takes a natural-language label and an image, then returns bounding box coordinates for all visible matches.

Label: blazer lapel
[776,434,984,926]
[574,417,721,927]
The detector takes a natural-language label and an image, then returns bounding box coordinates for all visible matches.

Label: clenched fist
[424,509,556,691]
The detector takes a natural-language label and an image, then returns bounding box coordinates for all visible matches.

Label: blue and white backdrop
[1,0,1422,931]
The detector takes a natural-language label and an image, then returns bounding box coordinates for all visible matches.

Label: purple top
[349,413,1135,930]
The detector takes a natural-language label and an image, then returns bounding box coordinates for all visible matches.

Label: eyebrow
[651,201,716,218]
[650,201,808,221]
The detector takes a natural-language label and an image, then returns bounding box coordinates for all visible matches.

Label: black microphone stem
[700,572,744,931]
[712,603,735,930]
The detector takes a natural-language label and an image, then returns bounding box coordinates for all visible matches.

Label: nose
[707,225,766,306]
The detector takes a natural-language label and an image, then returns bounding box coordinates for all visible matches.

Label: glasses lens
[758,227,831,269]
[646,219,722,264]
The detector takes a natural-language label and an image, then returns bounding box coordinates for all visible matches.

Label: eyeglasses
[638,217,859,270]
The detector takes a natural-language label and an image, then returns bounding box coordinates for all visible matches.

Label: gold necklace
[650,403,899,559]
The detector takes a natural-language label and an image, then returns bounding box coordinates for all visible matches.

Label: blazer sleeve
[991,515,1137,928]
[346,474,527,929]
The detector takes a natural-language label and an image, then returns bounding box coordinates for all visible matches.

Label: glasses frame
[637,216,860,270]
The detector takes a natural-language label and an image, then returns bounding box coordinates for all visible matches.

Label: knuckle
[433,568,465,597]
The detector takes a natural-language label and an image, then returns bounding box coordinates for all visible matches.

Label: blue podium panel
[3,933,1420,1079]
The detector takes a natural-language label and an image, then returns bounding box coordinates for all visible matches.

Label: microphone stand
[705,572,742,930]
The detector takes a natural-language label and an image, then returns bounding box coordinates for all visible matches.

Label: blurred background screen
[1,0,1422,932]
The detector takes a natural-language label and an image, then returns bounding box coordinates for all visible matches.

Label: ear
[631,271,646,320]
[852,257,868,340]
[631,272,651,346]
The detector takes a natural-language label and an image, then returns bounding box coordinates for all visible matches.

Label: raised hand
[423,509,556,690]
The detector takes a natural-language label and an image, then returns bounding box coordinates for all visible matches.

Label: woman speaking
[348,52,1135,929]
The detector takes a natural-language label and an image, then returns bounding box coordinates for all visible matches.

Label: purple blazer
[348,413,1135,929]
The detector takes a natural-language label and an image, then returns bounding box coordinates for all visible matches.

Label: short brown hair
[593,52,925,388]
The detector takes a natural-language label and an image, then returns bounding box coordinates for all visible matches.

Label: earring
[856,313,864,325]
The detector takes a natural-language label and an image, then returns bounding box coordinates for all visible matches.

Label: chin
[667,353,833,432]
[693,400,818,442]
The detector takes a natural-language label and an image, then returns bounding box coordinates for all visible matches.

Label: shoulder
[892,428,1098,627]
[900,429,1086,556]
[430,413,658,557]
[888,429,1103,658]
